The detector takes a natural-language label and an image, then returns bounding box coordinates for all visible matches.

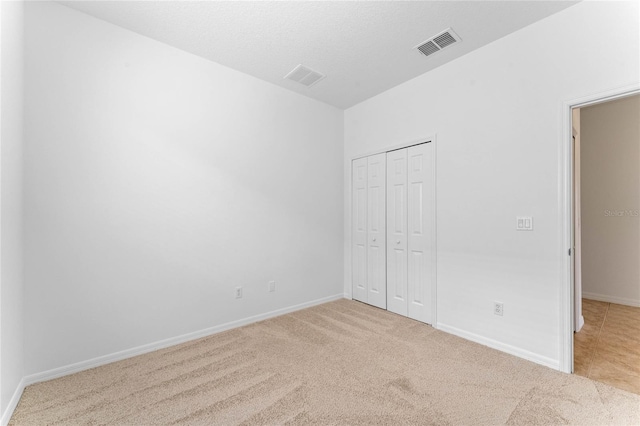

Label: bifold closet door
[366,153,386,309]
[354,144,434,321]
[386,149,408,316]
[386,143,435,324]
[352,157,368,303]
[351,154,387,308]
[407,143,435,324]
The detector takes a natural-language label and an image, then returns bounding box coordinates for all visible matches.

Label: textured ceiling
[57,1,579,109]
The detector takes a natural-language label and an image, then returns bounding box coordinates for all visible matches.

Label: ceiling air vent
[284,64,326,88]
[415,28,461,58]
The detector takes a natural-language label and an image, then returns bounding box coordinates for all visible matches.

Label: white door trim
[558,84,640,374]
[572,111,584,334]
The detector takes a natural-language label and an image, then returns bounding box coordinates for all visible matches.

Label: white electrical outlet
[235,287,243,299]
[494,302,504,316]
[268,281,276,292]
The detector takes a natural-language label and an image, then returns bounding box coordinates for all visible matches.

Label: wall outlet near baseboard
[268,281,276,292]
[235,287,243,299]
[494,302,504,316]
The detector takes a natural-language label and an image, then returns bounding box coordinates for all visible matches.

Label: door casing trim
[558,84,640,373]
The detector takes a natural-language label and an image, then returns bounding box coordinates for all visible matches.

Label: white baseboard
[582,292,640,307]
[1,378,25,426]
[437,323,559,371]
[24,294,345,387]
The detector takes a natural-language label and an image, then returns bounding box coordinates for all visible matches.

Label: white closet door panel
[352,158,368,303]
[367,153,387,309]
[386,149,408,316]
[407,143,435,324]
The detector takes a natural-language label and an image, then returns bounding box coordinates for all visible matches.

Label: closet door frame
[349,135,437,326]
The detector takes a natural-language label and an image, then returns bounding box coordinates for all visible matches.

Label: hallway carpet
[10,299,640,425]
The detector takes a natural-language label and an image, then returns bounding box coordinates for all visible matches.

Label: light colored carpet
[10,299,640,425]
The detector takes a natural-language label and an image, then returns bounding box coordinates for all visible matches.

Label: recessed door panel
[367,153,387,308]
[355,244,367,291]
[356,188,366,232]
[410,182,423,235]
[394,248,407,297]
[409,250,424,304]
[387,149,408,316]
[394,185,404,233]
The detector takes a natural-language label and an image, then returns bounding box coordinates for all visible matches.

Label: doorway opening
[565,89,640,394]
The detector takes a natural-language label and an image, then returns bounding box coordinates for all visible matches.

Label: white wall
[23,1,344,376]
[344,1,639,368]
[581,95,640,306]
[0,0,25,419]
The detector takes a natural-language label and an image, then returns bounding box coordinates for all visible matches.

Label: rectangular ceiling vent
[284,64,326,88]
[415,28,461,58]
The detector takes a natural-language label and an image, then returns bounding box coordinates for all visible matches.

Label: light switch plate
[516,216,533,231]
